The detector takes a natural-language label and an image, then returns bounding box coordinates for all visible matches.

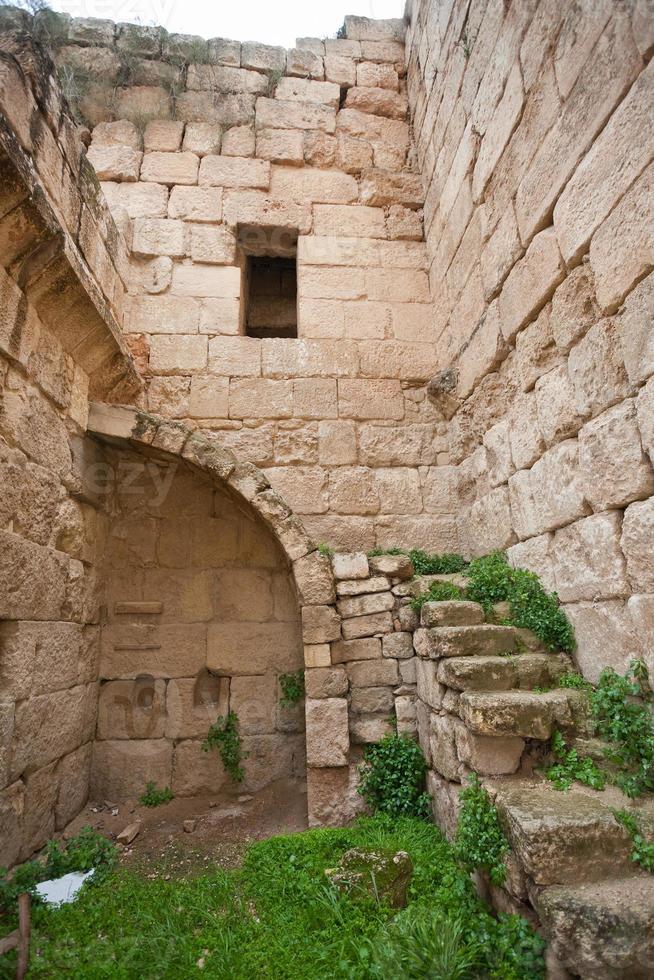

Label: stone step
[536,876,654,978]
[415,624,519,659]
[459,689,578,739]
[494,781,633,886]
[420,600,485,627]
[437,653,571,692]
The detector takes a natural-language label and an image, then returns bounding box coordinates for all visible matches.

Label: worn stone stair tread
[437,653,570,691]
[420,600,485,627]
[493,780,633,885]
[459,689,575,738]
[392,573,470,598]
[418,624,519,659]
[536,875,654,979]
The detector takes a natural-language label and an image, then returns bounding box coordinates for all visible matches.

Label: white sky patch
[47,0,406,48]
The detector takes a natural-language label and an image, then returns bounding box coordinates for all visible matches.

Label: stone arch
[87,402,338,806]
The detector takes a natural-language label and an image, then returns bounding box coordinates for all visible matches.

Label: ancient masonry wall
[63,13,461,554]
[93,442,305,800]
[0,29,140,863]
[406,0,654,683]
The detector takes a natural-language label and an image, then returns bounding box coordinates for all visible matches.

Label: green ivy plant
[465,552,574,653]
[544,731,606,791]
[454,774,510,886]
[357,733,431,820]
[410,580,464,613]
[368,548,468,576]
[612,809,654,873]
[139,782,174,807]
[203,710,246,782]
[279,669,305,708]
[590,660,654,797]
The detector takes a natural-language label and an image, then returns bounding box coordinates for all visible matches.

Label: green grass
[1,816,545,979]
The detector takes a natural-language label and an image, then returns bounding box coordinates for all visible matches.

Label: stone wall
[0,26,140,863]
[93,441,305,800]
[406,0,654,683]
[64,12,460,554]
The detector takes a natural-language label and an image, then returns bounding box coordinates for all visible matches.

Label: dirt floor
[62,778,309,876]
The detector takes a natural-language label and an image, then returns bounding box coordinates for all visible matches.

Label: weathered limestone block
[498,784,632,886]
[305,697,349,766]
[346,658,399,687]
[143,120,184,152]
[140,151,199,185]
[175,91,255,127]
[535,365,585,446]
[275,77,340,107]
[91,739,173,799]
[426,625,518,659]
[270,165,357,203]
[307,764,365,827]
[256,128,304,164]
[342,611,394,640]
[415,658,445,710]
[359,169,424,209]
[86,144,142,181]
[332,553,370,580]
[55,743,92,830]
[430,713,465,782]
[172,739,226,795]
[190,225,236,264]
[0,533,69,622]
[382,632,414,659]
[438,655,516,692]
[550,262,600,352]
[455,727,524,776]
[621,498,654,592]
[473,62,524,200]
[464,486,517,557]
[618,272,654,387]
[229,675,278,734]
[132,217,186,257]
[350,687,394,713]
[325,55,357,87]
[368,554,413,579]
[579,400,654,510]
[255,98,336,133]
[302,605,341,643]
[420,602,484,628]
[460,690,574,739]
[568,315,632,417]
[313,203,386,239]
[102,180,169,218]
[336,577,389,597]
[242,733,305,791]
[456,301,509,399]
[91,120,142,149]
[293,551,335,605]
[304,644,331,668]
[305,667,348,699]
[565,600,642,682]
[499,229,565,342]
[241,42,285,72]
[199,154,270,189]
[207,622,301,675]
[186,64,268,95]
[97,678,166,740]
[165,674,229,739]
[350,714,394,743]
[345,86,407,119]
[337,592,394,619]
[22,762,57,858]
[515,306,562,393]
[590,162,654,313]
[220,126,256,157]
[286,47,324,79]
[182,122,223,156]
[553,512,629,602]
[508,440,589,539]
[554,59,654,263]
[331,637,381,663]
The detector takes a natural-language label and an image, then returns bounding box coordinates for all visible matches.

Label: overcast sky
[47,0,406,48]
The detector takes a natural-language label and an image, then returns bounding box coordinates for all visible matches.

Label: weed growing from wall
[454,774,509,886]
[410,580,463,612]
[591,660,654,797]
[466,552,575,652]
[612,809,654,873]
[139,782,174,807]
[203,710,246,782]
[544,731,606,791]
[279,670,305,708]
[358,733,431,819]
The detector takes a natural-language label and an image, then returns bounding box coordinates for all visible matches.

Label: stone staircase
[412,595,654,978]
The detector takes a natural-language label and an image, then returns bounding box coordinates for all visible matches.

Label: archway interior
[92,440,306,803]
